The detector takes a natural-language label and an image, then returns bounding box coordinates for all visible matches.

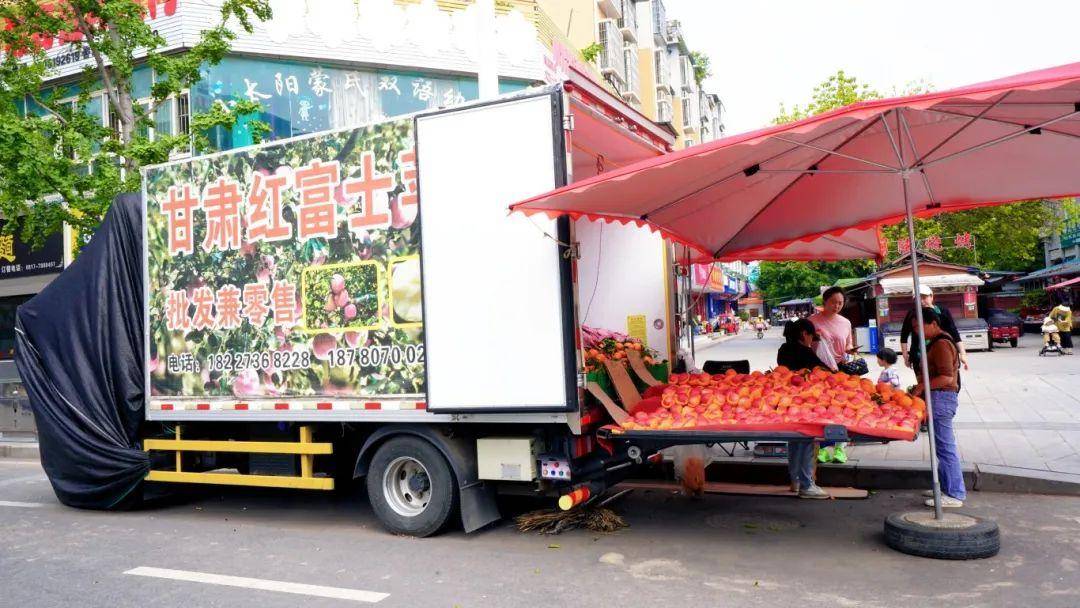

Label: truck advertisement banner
[143,119,424,401]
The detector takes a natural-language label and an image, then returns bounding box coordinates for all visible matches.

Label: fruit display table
[599,367,926,447]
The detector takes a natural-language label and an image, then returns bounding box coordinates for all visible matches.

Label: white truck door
[415,91,576,412]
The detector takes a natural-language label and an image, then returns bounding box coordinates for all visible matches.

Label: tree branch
[27,93,68,126]
[71,10,121,119]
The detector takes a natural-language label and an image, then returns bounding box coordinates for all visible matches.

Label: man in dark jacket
[901,284,969,371]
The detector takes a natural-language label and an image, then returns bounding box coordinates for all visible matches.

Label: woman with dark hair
[809,286,855,463]
[778,318,830,372]
[809,286,855,368]
[777,319,831,499]
[914,307,965,508]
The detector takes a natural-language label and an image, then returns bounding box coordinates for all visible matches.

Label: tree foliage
[773,70,881,125]
[0,0,272,246]
[689,50,711,86]
[757,260,876,307]
[880,200,1067,272]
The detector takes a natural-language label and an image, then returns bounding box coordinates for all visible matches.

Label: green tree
[689,51,711,86]
[756,260,875,308]
[0,0,272,247]
[773,69,881,124]
[879,201,1064,272]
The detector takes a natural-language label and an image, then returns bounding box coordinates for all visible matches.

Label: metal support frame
[144,425,335,490]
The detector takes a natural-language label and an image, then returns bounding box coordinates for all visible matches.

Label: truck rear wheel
[366,436,458,537]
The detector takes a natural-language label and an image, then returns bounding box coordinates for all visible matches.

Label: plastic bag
[671,444,707,497]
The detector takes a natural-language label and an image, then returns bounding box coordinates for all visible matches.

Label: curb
[0,442,40,460]
[699,457,1080,496]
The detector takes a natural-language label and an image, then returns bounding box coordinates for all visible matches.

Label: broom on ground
[515,489,632,534]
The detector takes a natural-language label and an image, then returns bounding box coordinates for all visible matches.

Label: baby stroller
[1040,316,1064,356]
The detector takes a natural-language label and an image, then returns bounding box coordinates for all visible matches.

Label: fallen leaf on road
[548,544,560,549]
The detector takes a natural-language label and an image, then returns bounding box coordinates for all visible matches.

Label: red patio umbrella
[512,62,1080,521]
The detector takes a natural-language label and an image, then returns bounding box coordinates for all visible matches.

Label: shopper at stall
[809,287,854,368]
[1051,300,1073,355]
[901,285,968,371]
[809,287,854,463]
[777,319,830,500]
[914,307,966,508]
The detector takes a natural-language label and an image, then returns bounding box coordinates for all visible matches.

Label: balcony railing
[598,20,626,84]
[617,0,637,42]
[623,47,640,102]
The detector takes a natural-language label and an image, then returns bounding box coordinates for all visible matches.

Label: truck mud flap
[355,425,500,533]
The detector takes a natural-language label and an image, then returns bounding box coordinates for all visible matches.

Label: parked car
[984,308,1023,348]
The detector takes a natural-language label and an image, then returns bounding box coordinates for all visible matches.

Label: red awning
[1046,276,1080,290]
[511,63,1080,262]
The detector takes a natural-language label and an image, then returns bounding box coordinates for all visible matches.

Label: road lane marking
[124,567,389,603]
[0,500,45,508]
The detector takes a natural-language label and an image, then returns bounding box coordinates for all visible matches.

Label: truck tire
[366,436,458,537]
[884,511,999,560]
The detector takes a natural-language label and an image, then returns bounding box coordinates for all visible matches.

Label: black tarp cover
[15,194,149,508]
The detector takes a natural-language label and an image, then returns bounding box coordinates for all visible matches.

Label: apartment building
[538,0,724,149]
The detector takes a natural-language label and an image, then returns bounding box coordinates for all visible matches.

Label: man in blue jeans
[913,307,966,507]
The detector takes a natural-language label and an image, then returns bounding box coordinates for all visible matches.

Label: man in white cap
[900,284,969,372]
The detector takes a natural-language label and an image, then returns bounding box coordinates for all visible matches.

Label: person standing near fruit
[901,285,968,371]
[914,307,966,508]
[777,319,831,500]
[809,286,855,463]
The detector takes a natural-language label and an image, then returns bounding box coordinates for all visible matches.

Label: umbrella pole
[902,174,944,520]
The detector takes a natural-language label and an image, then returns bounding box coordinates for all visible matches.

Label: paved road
[1,459,1078,607]
[696,328,1080,477]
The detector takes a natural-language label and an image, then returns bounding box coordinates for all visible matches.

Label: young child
[877,347,902,388]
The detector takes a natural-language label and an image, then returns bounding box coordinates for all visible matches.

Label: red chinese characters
[165,289,191,331]
[345,152,396,231]
[215,284,243,330]
[398,149,417,207]
[246,172,292,242]
[242,283,271,327]
[924,235,943,252]
[161,185,201,255]
[898,238,912,255]
[190,286,217,330]
[954,232,974,249]
[271,280,300,327]
[295,160,341,240]
[202,177,243,252]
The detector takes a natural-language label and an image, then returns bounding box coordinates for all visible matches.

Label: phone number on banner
[207,350,313,372]
[325,345,425,368]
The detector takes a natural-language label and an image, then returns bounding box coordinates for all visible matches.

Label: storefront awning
[1046,276,1080,290]
[879,274,984,295]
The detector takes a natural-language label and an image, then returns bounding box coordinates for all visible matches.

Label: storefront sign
[692,263,726,292]
[0,221,64,279]
[144,118,424,399]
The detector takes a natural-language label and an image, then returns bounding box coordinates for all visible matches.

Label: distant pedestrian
[1051,301,1073,355]
[915,307,965,508]
[876,347,902,388]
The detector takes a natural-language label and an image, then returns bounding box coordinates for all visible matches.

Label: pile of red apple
[619,366,926,439]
